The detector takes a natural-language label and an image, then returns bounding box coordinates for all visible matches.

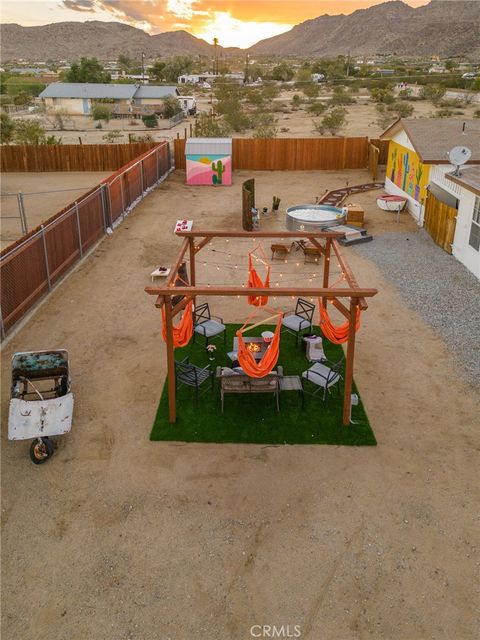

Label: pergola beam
[146,285,377,298]
[176,230,343,239]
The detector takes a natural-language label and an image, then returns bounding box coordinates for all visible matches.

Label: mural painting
[186,154,232,186]
[386,141,429,203]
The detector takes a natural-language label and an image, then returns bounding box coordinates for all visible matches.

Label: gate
[424,191,458,254]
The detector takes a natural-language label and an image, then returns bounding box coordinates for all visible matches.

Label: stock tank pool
[286,204,345,232]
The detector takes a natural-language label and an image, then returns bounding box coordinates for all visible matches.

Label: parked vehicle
[8,350,73,464]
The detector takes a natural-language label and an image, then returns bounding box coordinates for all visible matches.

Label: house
[446,167,480,278]
[39,83,179,115]
[177,72,244,86]
[380,118,480,225]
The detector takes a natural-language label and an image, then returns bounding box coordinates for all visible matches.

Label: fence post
[41,225,52,291]
[140,160,145,198]
[156,148,160,182]
[17,192,28,235]
[100,185,108,231]
[120,176,126,219]
[75,201,83,258]
[0,305,6,342]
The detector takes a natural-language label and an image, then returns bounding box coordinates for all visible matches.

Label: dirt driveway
[1,170,478,640]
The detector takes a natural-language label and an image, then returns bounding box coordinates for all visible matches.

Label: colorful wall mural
[386,141,430,203]
[186,154,232,186]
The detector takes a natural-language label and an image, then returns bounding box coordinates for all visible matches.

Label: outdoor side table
[279,375,304,409]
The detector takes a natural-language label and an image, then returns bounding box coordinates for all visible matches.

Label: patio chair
[175,357,214,404]
[281,298,315,345]
[301,358,344,401]
[302,246,322,264]
[193,302,226,346]
[270,243,291,260]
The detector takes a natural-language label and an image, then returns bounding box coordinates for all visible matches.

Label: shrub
[12,91,32,106]
[375,104,396,130]
[388,101,414,118]
[398,88,413,99]
[224,108,251,132]
[14,119,46,144]
[91,103,111,122]
[102,130,123,142]
[194,112,231,137]
[370,87,395,104]
[291,94,302,109]
[330,86,356,105]
[142,114,157,128]
[0,112,15,143]
[314,107,346,135]
[303,83,320,99]
[474,108,480,118]
[253,123,278,138]
[308,101,327,116]
[162,95,182,118]
[420,84,446,105]
[433,108,454,118]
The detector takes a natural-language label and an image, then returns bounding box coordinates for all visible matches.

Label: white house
[39,83,179,115]
[446,167,480,278]
[177,72,244,86]
[380,118,480,225]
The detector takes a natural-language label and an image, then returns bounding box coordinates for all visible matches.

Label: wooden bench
[216,366,283,412]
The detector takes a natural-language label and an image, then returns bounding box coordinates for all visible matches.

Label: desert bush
[330,86,356,105]
[314,107,346,135]
[91,103,111,122]
[438,98,464,108]
[375,104,396,129]
[474,108,480,118]
[102,130,123,142]
[272,63,294,82]
[129,133,154,143]
[370,87,395,104]
[224,108,251,132]
[253,123,278,138]
[0,111,15,143]
[142,114,157,128]
[162,95,182,118]
[387,101,414,118]
[12,91,32,106]
[432,108,454,118]
[308,101,327,116]
[43,134,62,145]
[291,94,302,109]
[194,113,231,137]
[398,88,413,99]
[14,119,47,144]
[420,84,446,105]
[303,83,320,99]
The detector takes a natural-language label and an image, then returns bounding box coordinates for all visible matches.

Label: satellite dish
[448,146,472,176]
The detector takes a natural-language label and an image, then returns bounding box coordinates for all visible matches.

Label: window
[469,196,480,251]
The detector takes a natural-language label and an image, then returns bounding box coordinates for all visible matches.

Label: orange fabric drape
[247,253,270,307]
[162,300,193,348]
[236,315,282,378]
[318,300,361,344]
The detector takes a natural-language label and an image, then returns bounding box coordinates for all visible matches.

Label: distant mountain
[1,1,479,63]
[248,0,480,57]
[0,21,221,62]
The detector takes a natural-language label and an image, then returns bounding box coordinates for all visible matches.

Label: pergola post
[343,298,359,426]
[189,237,196,307]
[322,237,331,308]
[164,296,177,423]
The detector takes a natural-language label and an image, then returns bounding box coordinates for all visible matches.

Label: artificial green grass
[150,324,376,446]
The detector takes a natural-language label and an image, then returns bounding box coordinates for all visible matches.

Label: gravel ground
[353,229,480,386]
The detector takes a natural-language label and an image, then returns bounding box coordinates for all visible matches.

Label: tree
[102,130,123,142]
[162,56,193,83]
[0,112,15,144]
[314,107,346,135]
[14,119,47,144]
[64,58,111,83]
[150,60,166,82]
[444,59,455,72]
[117,54,132,74]
[420,84,446,105]
[91,103,111,122]
[4,76,45,97]
[162,96,182,118]
[271,63,294,82]
[194,112,231,137]
[370,87,395,104]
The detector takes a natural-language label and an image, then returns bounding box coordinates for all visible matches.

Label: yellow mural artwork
[386,141,430,203]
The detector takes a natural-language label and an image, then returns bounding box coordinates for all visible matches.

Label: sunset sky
[2,0,431,48]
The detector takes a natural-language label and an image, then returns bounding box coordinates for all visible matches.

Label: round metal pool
[286,204,345,232]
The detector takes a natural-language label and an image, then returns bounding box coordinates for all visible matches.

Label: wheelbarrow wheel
[29,437,54,465]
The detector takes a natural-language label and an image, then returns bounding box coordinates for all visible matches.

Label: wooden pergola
[145,231,378,426]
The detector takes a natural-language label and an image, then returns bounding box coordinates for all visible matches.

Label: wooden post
[343,299,358,426]
[164,296,177,423]
[322,237,331,308]
[78,136,82,145]
[184,127,187,139]
[189,237,196,307]
[189,123,193,136]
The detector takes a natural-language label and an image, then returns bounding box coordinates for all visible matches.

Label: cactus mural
[407,162,415,196]
[211,160,225,185]
[390,147,397,183]
[414,165,423,201]
[396,152,403,187]
[402,153,410,191]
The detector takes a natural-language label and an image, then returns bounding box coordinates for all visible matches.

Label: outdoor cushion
[194,319,225,337]
[302,362,340,389]
[221,367,240,376]
[282,315,311,332]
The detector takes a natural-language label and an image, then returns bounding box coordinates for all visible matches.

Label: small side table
[150,267,171,282]
[279,375,304,409]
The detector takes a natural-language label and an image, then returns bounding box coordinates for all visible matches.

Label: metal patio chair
[301,358,344,401]
[193,303,226,346]
[175,357,214,405]
[281,298,315,345]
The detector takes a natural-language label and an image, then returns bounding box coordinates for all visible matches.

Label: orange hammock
[162,300,193,348]
[247,249,270,307]
[236,314,282,378]
[318,300,361,344]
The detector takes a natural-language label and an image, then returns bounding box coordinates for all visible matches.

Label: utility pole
[141,52,146,84]
[244,53,250,84]
[346,50,351,78]
[213,37,219,76]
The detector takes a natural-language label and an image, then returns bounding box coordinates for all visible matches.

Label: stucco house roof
[380,118,480,164]
[39,83,138,100]
[447,166,480,197]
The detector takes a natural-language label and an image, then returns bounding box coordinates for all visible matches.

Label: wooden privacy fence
[175,137,376,171]
[424,190,458,254]
[0,142,158,173]
[369,139,389,165]
[368,143,380,181]
[0,142,172,338]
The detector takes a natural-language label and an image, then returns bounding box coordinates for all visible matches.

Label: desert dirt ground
[1,169,479,640]
[0,171,111,250]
